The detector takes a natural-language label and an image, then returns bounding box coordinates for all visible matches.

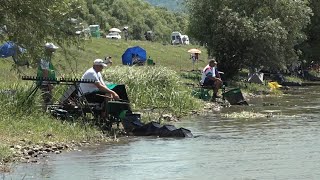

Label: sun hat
[45,42,59,50]
[93,59,107,67]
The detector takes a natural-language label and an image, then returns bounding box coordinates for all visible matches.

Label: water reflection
[3,86,320,179]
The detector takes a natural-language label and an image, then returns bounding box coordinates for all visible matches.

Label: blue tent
[0,41,26,58]
[122,46,146,65]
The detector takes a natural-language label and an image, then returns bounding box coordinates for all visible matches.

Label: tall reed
[104,65,202,117]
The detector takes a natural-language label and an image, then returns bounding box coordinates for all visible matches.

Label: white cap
[93,59,107,67]
[45,42,59,50]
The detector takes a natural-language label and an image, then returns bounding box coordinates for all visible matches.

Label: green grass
[104,66,202,117]
[0,39,207,161]
[284,75,303,83]
[308,70,320,77]
[51,39,208,77]
[0,145,12,162]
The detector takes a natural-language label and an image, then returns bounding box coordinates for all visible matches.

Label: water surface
[3,86,320,180]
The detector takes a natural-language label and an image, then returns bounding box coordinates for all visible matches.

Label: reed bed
[104,65,202,117]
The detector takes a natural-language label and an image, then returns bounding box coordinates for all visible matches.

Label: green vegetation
[186,0,312,79]
[84,0,188,42]
[0,0,86,64]
[0,145,12,163]
[105,66,202,116]
[284,76,303,84]
[232,82,271,95]
[300,0,320,64]
[1,0,188,66]
[0,39,206,161]
[307,70,320,78]
[2,0,319,163]
[145,0,184,11]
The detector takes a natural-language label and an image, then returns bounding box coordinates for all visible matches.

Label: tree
[0,0,88,65]
[85,0,188,43]
[186,0,312,78]
[299,0,320,65]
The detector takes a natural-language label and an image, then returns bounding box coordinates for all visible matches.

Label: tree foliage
[0,0,88,64]
[186,0,312,78]
[0,0,188,65]
[84,0,188,42]
[300,0,320,64]
[145,0,184,11]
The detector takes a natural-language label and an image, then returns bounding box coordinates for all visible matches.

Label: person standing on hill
[37,42,58,106]
[200,59,223,99]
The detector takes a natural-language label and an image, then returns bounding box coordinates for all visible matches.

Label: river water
[3,86,320,179]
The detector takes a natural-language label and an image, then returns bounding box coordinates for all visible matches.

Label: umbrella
[109,28,121,33]
[187,48,201,54]
[122,46,147,65]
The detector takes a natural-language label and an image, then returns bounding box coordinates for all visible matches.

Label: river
[2,86,320,179]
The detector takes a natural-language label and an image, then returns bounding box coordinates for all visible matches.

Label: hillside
[144,0,185,11]
[0,39,207,84]
[83,0,188,43]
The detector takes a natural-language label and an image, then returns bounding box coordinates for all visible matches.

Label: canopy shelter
[122,46,147,65]
[0,41,28,66]
[0,41,25,58]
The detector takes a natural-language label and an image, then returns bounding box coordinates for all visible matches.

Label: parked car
[171,32,190,45]
[106,32,121,39]
[171,31,182,45]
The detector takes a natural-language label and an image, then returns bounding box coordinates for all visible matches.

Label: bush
[104,65,202,116]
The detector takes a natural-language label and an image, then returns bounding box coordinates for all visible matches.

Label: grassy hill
[0,39,207,84]
[0,38,207,162]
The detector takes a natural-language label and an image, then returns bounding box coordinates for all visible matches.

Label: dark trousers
[84,91,108,103]
[202,78,216,87]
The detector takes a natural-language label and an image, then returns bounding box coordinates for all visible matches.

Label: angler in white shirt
[200,59,223,99]
[80,59,120,117]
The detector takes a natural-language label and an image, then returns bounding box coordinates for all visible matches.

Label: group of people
[37,42,223,113]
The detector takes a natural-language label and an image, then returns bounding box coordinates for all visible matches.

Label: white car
[106,32,121,39]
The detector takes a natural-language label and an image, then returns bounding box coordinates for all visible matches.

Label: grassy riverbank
[1,38,296,164]
[0,39,206,163]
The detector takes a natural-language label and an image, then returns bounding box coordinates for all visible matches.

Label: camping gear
[222,88,248,105]
[129,120,193,138]
[147,57,154,65]
[0,41,16,58]
[89,25,100,38]
[248,72,264,84]
[122,46,147,65]
[106,101,131,118]
[268,81,282,90]
[0,41,26,58]
[107,84,129,101]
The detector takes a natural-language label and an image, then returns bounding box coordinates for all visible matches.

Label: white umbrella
[109,28,121,33]
[187,48,201,54]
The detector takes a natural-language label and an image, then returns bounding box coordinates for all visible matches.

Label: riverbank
[0,39,309,171]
